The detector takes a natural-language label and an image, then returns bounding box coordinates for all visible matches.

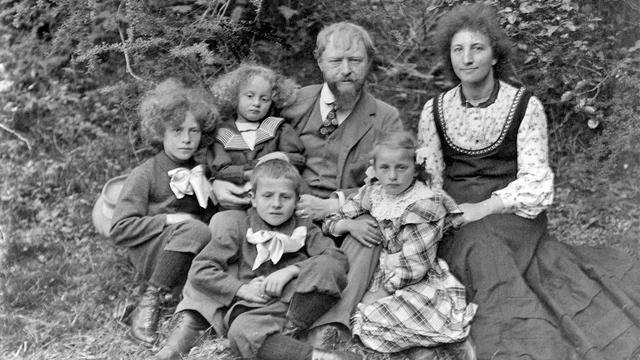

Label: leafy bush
[0,0,638,358]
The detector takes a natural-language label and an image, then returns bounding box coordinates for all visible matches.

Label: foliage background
[0,0,639,359]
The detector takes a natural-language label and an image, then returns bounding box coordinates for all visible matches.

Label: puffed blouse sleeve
[416,95,554,219]
[492,96,554,218]
[416,99,445,189]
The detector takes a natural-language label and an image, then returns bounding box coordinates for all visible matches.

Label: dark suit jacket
[280,84,403,196]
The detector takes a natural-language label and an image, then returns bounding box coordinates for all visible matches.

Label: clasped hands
[235,265,300,303]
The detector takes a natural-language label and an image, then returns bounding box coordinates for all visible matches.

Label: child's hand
[166,213,197,224]
[262,266,300,298]
[296,194,339,220]
[236,276,270,303]
[342,217,382,248]
[361,287,391,305]
[382,252,401,273]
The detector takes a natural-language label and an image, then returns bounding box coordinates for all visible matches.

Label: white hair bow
[246,226,307,270]
[168,165,212,208]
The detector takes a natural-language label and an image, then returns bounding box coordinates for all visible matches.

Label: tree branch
[0,121,31,151]
[117,1,146,83]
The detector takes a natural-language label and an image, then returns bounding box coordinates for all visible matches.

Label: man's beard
[327,79,364,109]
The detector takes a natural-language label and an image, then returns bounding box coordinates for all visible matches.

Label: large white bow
[246,227,307,270]
[168,165,212,208]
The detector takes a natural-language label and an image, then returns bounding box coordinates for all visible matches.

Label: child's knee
[178,219,212,244]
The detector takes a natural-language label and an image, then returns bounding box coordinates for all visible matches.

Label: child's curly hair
[210,63,299,120]
[138,78,218,147]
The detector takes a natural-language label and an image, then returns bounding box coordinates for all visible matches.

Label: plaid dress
[323,181,477,352]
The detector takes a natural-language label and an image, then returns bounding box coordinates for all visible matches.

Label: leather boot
[310,348,363,360]
[129,285,165,345]
[152,310,209,360]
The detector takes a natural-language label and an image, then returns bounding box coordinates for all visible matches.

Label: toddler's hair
[138,78,218,146]
[250,159,304,196]
[371,130,431,183]
[210,63,299,120]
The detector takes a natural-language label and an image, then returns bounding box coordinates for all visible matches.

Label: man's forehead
[325,34,366,54]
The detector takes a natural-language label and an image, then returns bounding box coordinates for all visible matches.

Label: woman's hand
[212,179,251,208]
[295,194,340,220]
[336,216,382,248]
[165,213,196,224]
[262,266,300,298]
[454,196,505,228]
[236,276,270,303]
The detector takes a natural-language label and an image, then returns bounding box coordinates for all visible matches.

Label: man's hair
[432,3,513,83]
[250,159,304,195]
[138,78,218,146]
[313,22,376,60]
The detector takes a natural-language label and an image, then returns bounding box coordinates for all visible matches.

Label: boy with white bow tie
[109,78,218,345]
[153,159,361,360]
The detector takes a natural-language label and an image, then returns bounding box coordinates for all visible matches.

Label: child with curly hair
[110,78,219,346]
[203,63,305,206]
[323,130,477,354]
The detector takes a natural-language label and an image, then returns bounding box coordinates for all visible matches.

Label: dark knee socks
[287,292,339,328]
[257,333,313,360]
[149,250,194,290]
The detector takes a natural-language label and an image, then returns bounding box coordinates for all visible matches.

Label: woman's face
[450,29,497,86]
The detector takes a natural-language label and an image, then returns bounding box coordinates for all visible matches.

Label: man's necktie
[319,103,339,137]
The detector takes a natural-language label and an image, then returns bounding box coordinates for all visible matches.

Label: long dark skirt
[439,212,640,360]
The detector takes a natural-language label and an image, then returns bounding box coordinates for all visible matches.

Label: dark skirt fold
[439,213,640,360]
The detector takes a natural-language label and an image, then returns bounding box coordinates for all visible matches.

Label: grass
[1,146,639,360]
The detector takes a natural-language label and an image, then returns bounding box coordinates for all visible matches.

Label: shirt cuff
[331,191,346,207]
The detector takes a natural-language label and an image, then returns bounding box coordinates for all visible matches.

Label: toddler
[203,63,305,202]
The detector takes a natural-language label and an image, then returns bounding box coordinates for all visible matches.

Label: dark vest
[433,87,532,204]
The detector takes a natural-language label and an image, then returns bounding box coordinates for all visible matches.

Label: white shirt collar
[319,83,354,126]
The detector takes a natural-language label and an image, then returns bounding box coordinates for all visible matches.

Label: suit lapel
[336,91,377,185]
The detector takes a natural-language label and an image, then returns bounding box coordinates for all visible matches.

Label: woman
[417,4,640,360]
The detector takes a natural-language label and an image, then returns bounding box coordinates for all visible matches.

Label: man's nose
[339,59,352,75]
[389,169,397,180]
[272,197,282,208]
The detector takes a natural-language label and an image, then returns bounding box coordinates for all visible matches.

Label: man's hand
[336,215,382,247]
[165,213,197,224]
[236,276,270,303]
[262,266,300,298]
[295,194,340,220]
[212,179,251,208]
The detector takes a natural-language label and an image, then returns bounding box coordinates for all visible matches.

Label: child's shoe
[129,285,165,345]
[152,310,209,360]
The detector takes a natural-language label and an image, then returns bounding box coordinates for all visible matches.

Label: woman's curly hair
[433,3,513,83]
[209,63,299,120]
[138,78,218,147]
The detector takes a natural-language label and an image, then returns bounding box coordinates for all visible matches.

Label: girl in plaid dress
[322,130,477,353]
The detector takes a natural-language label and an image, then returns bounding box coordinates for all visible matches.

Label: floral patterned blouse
[417,80,554,218]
